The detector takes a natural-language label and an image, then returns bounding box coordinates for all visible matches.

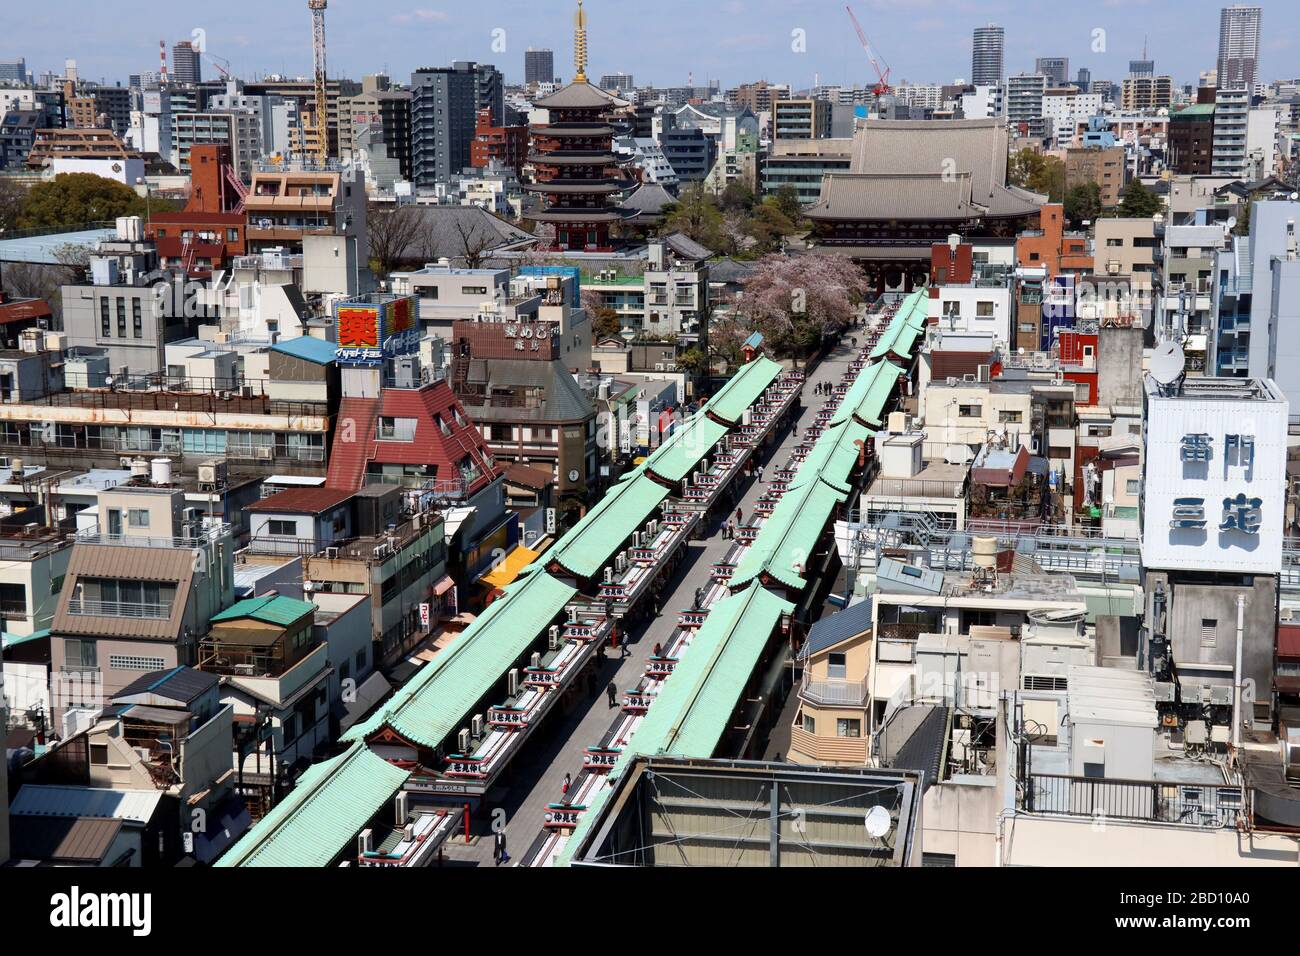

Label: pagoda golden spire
[573,0,589,83]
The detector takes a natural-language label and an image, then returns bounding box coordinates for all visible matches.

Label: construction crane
[308,0,329,166]
[845,4,892,98]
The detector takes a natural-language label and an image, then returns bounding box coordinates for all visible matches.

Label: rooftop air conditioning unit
[471,714,485,737]
[615,554,627,573]
[254,446,273,460]
[549,625,560,650]
[457,728,471,752]
[530,651,542,669]
[394,791,409,825]
[604,567,614,584]
[326,546,340,559]
[507,668,519,696]
[358,829,373,856]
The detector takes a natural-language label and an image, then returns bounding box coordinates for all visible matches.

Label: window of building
[836,718,861,738]
[100,297,111,337]
[65,638,97,668]
[1201,618,1217,647]
[827,652,847,680]
[976,301,995,317]
[1126,479,1140,494]
[116,298,127,337]
[460,286,488,295]
[377,417,417,442]
[127,509,150,528]
[998,410,1022,423]
[958,404,982,418]
[802,713,816,735]
[268,519,297,536]
[90,743,109,765]
[132,299,142,338]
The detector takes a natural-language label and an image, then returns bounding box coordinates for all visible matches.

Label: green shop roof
[831,360,903,428]
[210,594,317,627]
[730,476,847,591]
[642,412,729,484]
[557,583,794,865]
[703,356,783,425]
[216,743,410,868]
[543,474,670,578]
[343,570,576,749]
[792,418,874,492]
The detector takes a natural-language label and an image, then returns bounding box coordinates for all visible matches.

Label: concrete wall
[1003,812,1299,866]
[922,775,998,866]
[1097,326,1143,406]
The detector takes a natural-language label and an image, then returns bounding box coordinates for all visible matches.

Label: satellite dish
[1227,216,1238,231]
[1150,340,1186,387]
[865,805,892,839]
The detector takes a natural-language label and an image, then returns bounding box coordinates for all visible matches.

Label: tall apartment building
[971,24,1005,86]
[244,77,362,159]
[1217,5,1262,91]
[171,40,202,85]
[341,87,413,181]
[1129,59,1155,78]
[772,98,831,139]
[0,58,27,83]
[1065,146,1126,207]
[525,48,555,86]
[411,62,503,186]
[599,73,634,93]
[1006,73,1046,130]
[1120,75,1174,111]
[1169,104,1217,174]
[1212,86,1250,177]
[1035,57,1070,87]
[172,109,262,179]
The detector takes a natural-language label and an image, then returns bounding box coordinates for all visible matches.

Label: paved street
[441,337,861,865]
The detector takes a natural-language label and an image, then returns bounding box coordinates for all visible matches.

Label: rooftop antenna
[159,40,168,85]
[1149,340,1186,396]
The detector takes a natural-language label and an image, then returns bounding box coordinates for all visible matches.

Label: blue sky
[9,0,1297,90]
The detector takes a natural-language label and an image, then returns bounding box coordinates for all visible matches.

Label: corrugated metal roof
[614,583,793,768]
[9,785,163,825]
[730,477,846,591]
[703,356,783,424]
[830,361,903,428]
[642,411,728,483]
[803,598,874,658]
[52,545,196,640]
[10,815,124,863]
[211,594,316,627]
[114,665,218,706]
[343,570,576,749]
[543,475,670,579]
[216,743,410,868]
[889,705,950,789]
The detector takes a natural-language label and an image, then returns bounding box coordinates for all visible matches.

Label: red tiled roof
[0,298,54,325]
[504,463,553,489]
[370,382,498,486]
[245,486,355,514]
[325,396,380,491]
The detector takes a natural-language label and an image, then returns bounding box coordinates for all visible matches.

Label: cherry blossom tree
[734,253,871,360]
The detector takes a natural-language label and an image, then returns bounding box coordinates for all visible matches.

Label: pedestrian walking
[562,772,571,797]
[494,829,509,866]
[736,506,743,524]
[607,680,618,708]
[653,642,662,658]
[757,464,765,483]
[694,586,703,609]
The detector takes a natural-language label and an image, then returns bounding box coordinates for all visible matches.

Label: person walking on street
[653,642,662,658]
[494,829,509,866]
[562,772,571,797]
[757,464,765,483]
[607,680,618,708]
[736,506,743,525]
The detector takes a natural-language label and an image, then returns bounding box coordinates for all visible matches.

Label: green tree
[661,182,725,249]
[1234,201,1251,236]
[1118,179,1162,218]
[0,176,26,233]
[718,180,756,214]
[769,184,804,223]
[1009,148,1065,202]
[1064,182,1102,227]
[675,346,708,376]
[744,200,800,254]
[18,173,167,229]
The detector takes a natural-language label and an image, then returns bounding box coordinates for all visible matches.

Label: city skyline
[5,0,1297,93]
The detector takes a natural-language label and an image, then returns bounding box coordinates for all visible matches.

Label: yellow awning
[481,545,540,590]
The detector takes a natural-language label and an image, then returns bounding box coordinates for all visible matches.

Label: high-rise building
[1007,73,1046,129]
[599,73,634,93]
[971,24,1005,87]
[525,48,555,86]
[171,40,202,85]
[1129,60,1155,78]
[1217,5,1262,91]
[1211,86,1250,177]
[411,61,503,185]
[1035,57,1069,87]
[1121,75,1174,111]
[0,58,26,84]
[1076,68,1091,92]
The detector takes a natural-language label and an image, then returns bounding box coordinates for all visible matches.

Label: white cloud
[391,9,450,24]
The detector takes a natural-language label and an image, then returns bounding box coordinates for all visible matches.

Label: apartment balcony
[67,598,171,620]
[800,673,869,706]
[789,725,868,765]
[1021,772,1244,829]
[74,525,230,550]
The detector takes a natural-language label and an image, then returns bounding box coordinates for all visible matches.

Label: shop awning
[481,545,540,590]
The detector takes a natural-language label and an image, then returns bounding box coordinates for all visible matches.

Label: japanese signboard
[335,295,420,366]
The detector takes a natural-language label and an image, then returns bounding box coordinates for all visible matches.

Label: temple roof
[533,81,627,111]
